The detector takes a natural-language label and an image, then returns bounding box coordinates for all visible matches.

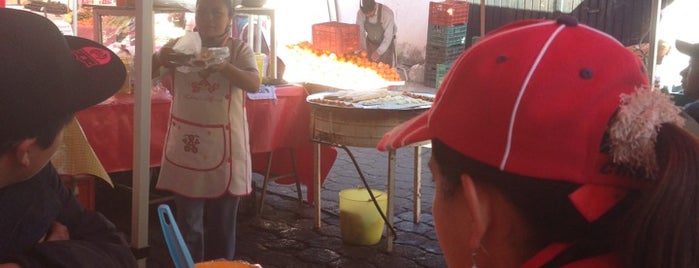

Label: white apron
[156,38,252,198]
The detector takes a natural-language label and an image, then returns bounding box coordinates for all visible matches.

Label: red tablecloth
[75,85,336,201]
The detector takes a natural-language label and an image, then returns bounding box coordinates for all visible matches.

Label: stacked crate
[425,0,469,88]
[312,22,361,56]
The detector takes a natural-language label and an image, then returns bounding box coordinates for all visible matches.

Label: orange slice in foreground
[195,260,262,268]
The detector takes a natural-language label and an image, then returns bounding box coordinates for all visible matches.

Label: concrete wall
[336,0,431,66]
[267,0,433,66]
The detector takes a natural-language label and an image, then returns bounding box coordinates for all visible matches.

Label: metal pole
[334,0,339,22]
[72,0,78,36]
[132,1,153,266]
[326,0,332,21]
[480,0,486,37]
[648,0,661,88]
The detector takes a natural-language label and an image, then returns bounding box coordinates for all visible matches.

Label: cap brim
[376,111,432,151]
[676,39,698,58]
[63,36,126,112]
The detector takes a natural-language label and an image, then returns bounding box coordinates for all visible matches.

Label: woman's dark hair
[621,123,699,267]
[0,113,73,154]
[196,0,236,16]
[360,0,376,14]
[431,122,699,267]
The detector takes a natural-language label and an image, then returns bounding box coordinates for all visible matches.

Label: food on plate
[402,91,435,102]
[309,90,433,109]
[308,98,355,108]
[191,47,229,67]
[171,53,194,65]
[323,90,389,102]
[358,94,430,107]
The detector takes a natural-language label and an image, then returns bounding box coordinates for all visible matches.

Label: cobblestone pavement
[233,146,445,268]
[99,111,445,267]
[115,146,446,268]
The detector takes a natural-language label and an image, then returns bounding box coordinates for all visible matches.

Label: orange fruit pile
[286,42,401,81]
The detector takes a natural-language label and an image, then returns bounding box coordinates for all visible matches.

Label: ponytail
[622,123,699,267]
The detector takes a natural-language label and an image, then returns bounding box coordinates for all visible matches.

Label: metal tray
[306,91,434,110]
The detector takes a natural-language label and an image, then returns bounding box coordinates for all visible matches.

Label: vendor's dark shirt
[0,164,136,267]
[684,101,699,122]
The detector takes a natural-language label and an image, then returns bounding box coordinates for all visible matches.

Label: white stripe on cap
[499,23,567,170]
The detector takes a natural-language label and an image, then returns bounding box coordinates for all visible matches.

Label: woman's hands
[44,222,70,242]
[0,222,71,268]
[157,47,192,68]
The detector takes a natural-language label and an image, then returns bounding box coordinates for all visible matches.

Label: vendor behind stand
[0,8,136,267]
[378,16,699,267]
[356,0,397,67]
[151,0,260,262]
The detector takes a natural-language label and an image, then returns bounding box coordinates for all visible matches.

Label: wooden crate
[312,22,360,55]
[429,1,469,26]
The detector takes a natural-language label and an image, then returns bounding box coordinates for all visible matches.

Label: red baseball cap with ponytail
[378,16,686,222]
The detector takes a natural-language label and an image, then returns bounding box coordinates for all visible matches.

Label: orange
[195,260,261,268]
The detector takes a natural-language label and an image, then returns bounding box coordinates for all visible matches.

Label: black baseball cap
[676,39,699,59]
[0,9,125,133]
[360,0,376,14]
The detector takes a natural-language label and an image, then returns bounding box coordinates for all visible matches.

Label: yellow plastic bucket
[255,53,267,82]
[339,188,387,245]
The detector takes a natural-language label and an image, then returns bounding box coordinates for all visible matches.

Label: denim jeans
[174,194,241,262]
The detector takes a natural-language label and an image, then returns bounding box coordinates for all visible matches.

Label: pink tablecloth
[75,85,336,201]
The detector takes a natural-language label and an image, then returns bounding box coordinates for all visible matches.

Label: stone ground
[97,146,446,268]
[96,82,446,268]
[94,82,443,267]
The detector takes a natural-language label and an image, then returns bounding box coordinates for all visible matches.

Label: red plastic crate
[312,22,360,55]
[429,1,469,26]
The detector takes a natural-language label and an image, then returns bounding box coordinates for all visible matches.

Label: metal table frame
[312,141,427,252]
[235,7,277,79]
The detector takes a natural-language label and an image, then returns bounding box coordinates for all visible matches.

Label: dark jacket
[684,100,699,123]
[0,164,136,267]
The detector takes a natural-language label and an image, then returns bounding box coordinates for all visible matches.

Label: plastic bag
[172,31,201,56]
[171,32,230,73]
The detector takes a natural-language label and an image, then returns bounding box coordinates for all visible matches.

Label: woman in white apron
[152,0,260,261]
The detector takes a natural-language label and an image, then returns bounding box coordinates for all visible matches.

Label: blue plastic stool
[158,204,195,268]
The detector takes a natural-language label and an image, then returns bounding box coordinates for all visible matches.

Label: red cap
[377,17,683,222]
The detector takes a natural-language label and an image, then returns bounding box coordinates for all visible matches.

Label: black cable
[312,139,398,240]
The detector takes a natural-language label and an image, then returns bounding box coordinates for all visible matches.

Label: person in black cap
[356,0,397,66]
[677,40,699,121]
[0,9,136,267]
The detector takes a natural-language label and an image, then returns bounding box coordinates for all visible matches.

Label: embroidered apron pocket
[164,117,227,171]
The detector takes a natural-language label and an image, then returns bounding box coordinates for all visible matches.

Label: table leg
[386,150,396,252]
[314,142,322,228]
[413,146,422,223]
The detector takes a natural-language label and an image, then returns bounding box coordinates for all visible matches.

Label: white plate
[307,91,433,110]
